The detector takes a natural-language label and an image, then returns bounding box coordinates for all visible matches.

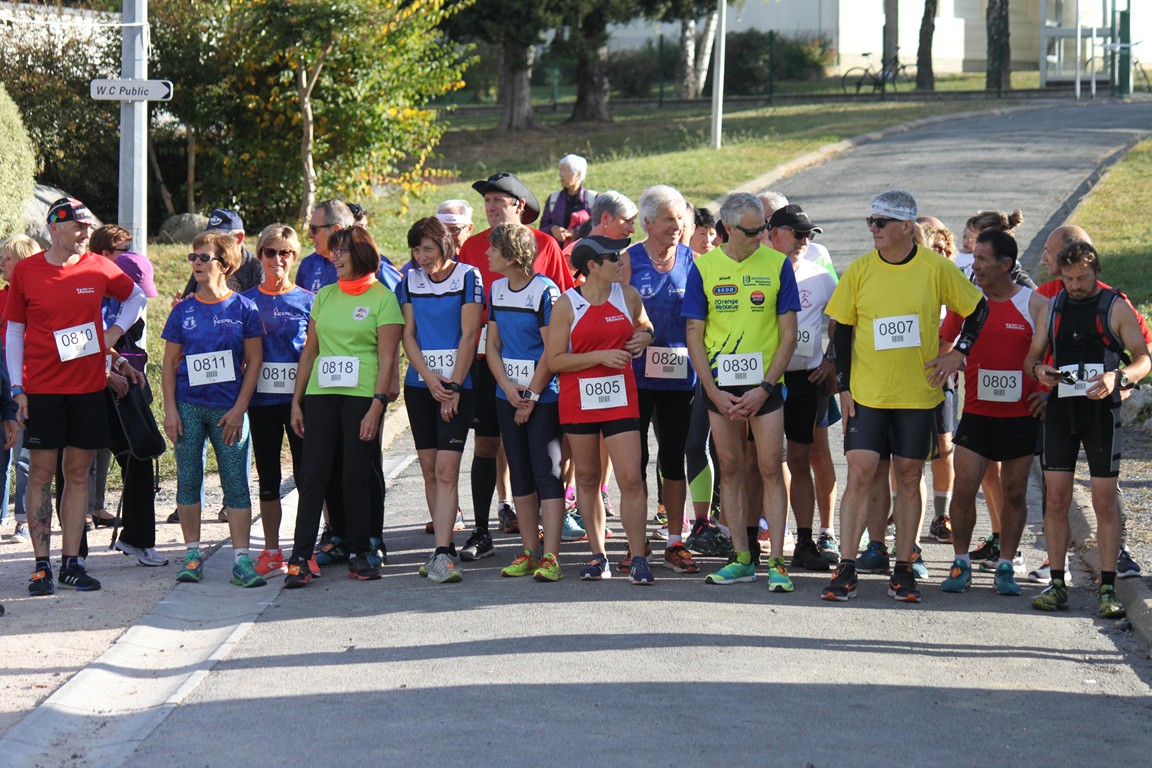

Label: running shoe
[367,537,387,568]
[1117,549,1142,579]
[501,550,539,577]
[969,534,999,564]
[561,512,587,542]
[857,541,891,574]
[13,522,30,543]
[817,532,840,563]
[58,562,101,591]
[821,561,858,602]
[756,526,772,543]
[318,526,334,548]
[498,502,519,534]
[166,509,180,524]
[617,541,653,573]
[347,553,382,581]
[419,552,454,577]
[888,563,921,603]
[217,506,228,523]
[231,555,267,588]
[1097,584,1126,619]
[652,525,669,541]
[713,530,735,559]
[662,543,699,574]
[253,548,286,577]
[1012,551,1027,576]
[426,552,463,583]
[766,557,794,593]
[533,553,563,582]
[629,555,655,585]
[424,520,435,534]
[115,539,170,567]
[564,486,577,512]
[910,546,929,579]
[994,561,1021,596]
[654,504,668,526]
[315,536,349,566]
[460,528,495,561]
[930,515,953,543]
[176,548,204,583]
[791,539,831,572]
[704,559,756,585]
[284,557,313,589]
[1026,559,1052,584]
[1032,580,1069,612]
[453,508,466,531]
[308,555,321,578]
[601,487,616,517]
[940,558,972,593]
[28,564,54,596]
[579,553,611,580]
[685,519,718,556]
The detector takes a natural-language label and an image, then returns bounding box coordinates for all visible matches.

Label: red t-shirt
[558,284,639,425]
[458,226,575,301]
[6,252,135,394]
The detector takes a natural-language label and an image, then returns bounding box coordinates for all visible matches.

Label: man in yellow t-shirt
[822,190,986,604]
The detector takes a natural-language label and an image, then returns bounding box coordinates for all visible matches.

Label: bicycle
[1135,58,1151,93]
[841,51,914,95]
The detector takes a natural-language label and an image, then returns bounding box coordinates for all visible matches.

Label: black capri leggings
[496,399,564,501]
[637,388,694,483]
[249,403,304,502]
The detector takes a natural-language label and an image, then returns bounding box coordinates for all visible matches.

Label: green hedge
[0,83,34,235]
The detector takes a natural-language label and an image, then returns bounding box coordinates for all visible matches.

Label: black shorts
[405,385,474,453]
[638,388,694,481]
[469,360,500,438]
[496,399,563,500]
[1041,397,1121,478]
[701,382,785,418]
[819,393,841,428]
[24,391,109,451]
[954,413,1041,462]
[783,370,828,445]
[562,418,639,438]
[843,403,937,460]
[934,388,958,436]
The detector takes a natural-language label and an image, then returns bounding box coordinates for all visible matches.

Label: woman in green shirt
[285,225,404,586]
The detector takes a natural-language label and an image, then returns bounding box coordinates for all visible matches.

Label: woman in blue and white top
[398,217,484,583]
[162,233,265,589]
[242,224,314,578]
[484,222,565,582]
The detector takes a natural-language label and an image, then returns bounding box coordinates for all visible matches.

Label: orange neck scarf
[338,272,376,296]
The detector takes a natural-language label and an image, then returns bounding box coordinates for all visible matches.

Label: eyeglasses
[308,223,334,235]
[330,247,348,258]
[866,217,900,229]
[261,247,295,259]
[111,245,131,253]
[187,252,222,264]
[778,226,815,241]
[732,223,767,238]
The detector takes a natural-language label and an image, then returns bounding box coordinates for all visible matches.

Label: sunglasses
[733,223,767,238]
[187,252,223,264]
[596,252,623,264]
[261,247,295,259]
[866,217,900,229]
[778,226,815,240]
[111,245,131,253]
[308,223,334,235]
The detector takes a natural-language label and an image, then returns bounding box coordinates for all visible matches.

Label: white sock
[668,534,682,546]
[956,553,970,565]
[186,542,201,551]
[717,523,731,536]
[234,548,249,563]
[820,527,833,535]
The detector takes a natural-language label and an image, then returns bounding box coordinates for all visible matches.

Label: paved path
[4,99,1152,767]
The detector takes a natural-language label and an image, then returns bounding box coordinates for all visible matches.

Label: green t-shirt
[305,281,404,397]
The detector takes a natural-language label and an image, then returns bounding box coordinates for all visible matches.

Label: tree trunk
[985,0,1011,91]
[185,127,197,214]
[297,65,318,223]
[569,12,612,123]
[916,0,937,91]
[677,17,698,99]
[497,43,538,132]
[695,10,719,93]
[147,133,176,216]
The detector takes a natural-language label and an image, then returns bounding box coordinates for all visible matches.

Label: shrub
[607,41,679,99]
[705,31,835,96]
[0,83,35,235]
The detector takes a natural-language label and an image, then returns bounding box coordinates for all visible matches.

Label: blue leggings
[174,401,252,508]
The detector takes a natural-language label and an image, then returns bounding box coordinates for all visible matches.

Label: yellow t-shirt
[826,245,981,409]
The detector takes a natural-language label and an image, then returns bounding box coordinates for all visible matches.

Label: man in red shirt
[5,198,147,595]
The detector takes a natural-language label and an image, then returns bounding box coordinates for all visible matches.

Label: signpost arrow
[90,79,173,102]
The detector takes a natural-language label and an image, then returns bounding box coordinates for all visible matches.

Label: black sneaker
[968,534,999,563]
[459,527,494,561]
[28,564,54,597]
[166,509,180,524]
[58,563,101,591]
[791,539,831,572]
[347,553,381,581]
[821,561,858,602]
[284,557,313,589]
[888,563,921,603]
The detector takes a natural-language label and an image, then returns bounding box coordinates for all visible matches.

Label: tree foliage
[0,82,36,234]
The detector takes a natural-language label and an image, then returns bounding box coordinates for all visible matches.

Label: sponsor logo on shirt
[743,275,775,286]
[353,306,370,320]
[213,316,242,327]
[712,284,737,296]
[799,288,813,308]
[76,287,95,295]
[749,291,765,307]
[604,314,628,323]
[272,307,307,322]
[1005,323,1027,332]
[183,313,196,331]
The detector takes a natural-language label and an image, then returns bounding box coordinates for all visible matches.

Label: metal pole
[1075,0,1082,99]
[710,0,727,150]
[658,33,664,108]
[118,0,148,257]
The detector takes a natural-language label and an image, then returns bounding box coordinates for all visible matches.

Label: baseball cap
[570,235,630,276]
[471,173,541,225]
[205,208,244,233]
[767,204,823,235]
[46,198,94,225]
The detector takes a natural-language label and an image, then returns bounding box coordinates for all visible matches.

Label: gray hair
[590,190,638,224]
[756,189,788,215]
[558,154,588,182]
[438,198,473,220]
[314,199,355,228]
[719,193,765,230]
[638,185,687,230]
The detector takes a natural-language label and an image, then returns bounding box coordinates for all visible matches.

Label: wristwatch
[1117,369,1131,388]
[373,393,389,404]
[759,380,775,395]
[444,381,463,393]
[955,338,972,355]
[11,386,23,397]
[520,389,540,402]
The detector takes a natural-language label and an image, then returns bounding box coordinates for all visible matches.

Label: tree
[916,0,937,91]
[0,82,35,234]
[986,0,1011,91]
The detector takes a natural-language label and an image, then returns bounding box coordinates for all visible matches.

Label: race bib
[477,326,488,355]
[716,352,763,386]
[1058,363,1104,398]
[794,323,818,359]
[873,314,921,351]
[54,322,100,362]
[578,374,627,410]
[186,351,236,387]
[317,356,359,388]
[644,346,688,380]
[256,362,297,394]
[503,358,536,387]
[420,349,456,381]
[977,369,1022,402]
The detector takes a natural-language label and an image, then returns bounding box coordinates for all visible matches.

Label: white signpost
[90,79,173,102]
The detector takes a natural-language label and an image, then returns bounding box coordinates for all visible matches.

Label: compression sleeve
[832,322,853,392]
[6,322,24,387]
[110,284,147,335]
[956,296,989,354]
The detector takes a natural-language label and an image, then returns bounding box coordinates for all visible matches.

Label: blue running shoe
[561,512,587,542]
[579,553,611,580]
[176,548,204,583]
[910,545,929,579]
[315,536,349,566]
[994,561,1021,596]
[629,555,655,585]
[940,558,971,593]
[231,555,267,588]
[367,537,387,568]
[858,541,891,574]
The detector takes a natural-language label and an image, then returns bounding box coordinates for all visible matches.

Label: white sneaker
[13,522,29,543]
[1013,551,1027,576]
[115,539,170,567]
[1025,558,1071,586]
